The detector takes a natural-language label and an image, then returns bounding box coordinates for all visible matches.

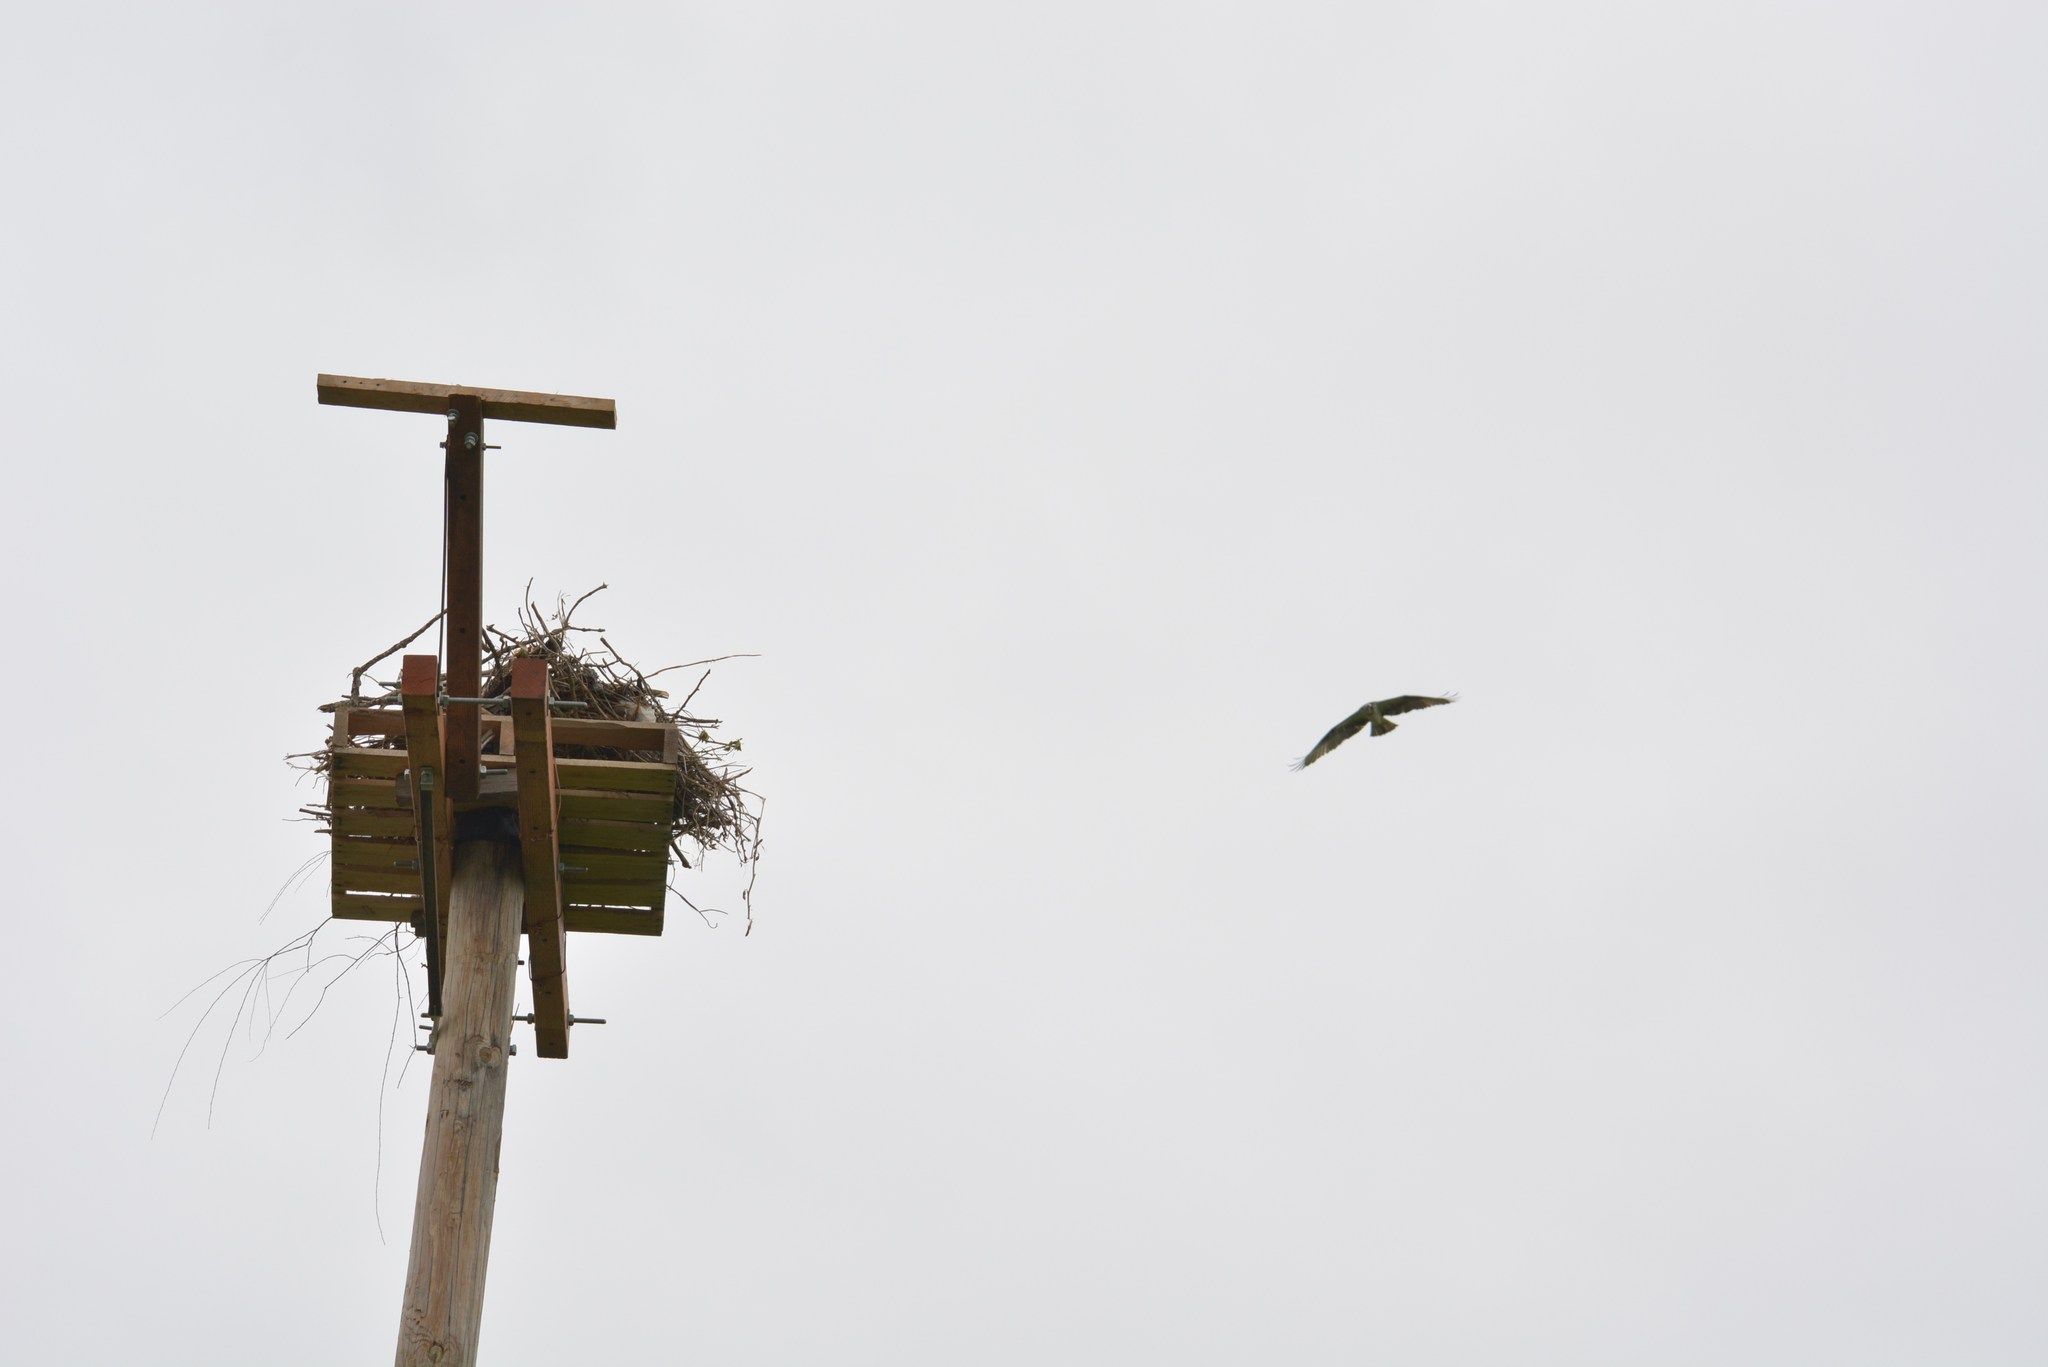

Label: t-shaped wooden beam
[317,374,616,428]
[318,372,616,801]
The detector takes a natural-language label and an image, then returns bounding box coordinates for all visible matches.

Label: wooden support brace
[510,657,571,1059]
[401,655,453,1006]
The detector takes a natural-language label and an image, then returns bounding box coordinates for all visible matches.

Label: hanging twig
[742,797,765,937]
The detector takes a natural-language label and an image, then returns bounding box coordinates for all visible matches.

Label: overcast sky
[4,3,2044,1363]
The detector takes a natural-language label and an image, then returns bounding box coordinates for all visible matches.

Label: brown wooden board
[336,867,428,896]
[557,878,665,909]
[557,790,671,823]
[511,656,571,1058]
[318,373,617,429]
[562,904,664,935]
[337,888,664,935]
[554,849,666,881]
[550,717,675,750]
[349,710,674,759]
[401,656,453,969]
[554,757,677,794]
[332,808,419,839]
[330,776,409,809]
[558,816,670,853]
[331,748,411,778]
[444,395,484,805]
[332,840,422,872]
[333,892,423,923]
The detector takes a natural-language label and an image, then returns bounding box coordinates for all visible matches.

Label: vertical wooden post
[510,657,572,1058]
[395,838,524,1367]
[444,393,486,802]
[400,655,452,1013]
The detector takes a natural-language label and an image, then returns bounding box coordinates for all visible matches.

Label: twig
[678,669,713,713]
[742,797,765,936]
[643,653,761,680]
[351,610,446,703]
[562,582,609,626]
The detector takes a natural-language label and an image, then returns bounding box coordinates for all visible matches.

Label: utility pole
[316,375,679,1366]
[395,838,523,1364]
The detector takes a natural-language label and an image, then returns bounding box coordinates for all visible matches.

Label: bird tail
[1370,716,1398,737]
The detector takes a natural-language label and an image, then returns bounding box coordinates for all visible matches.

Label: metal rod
[439,694,589,709]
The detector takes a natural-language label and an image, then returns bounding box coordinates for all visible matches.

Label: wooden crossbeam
[317,374,616,429]
[401,655,453,1009]
[510,658,571,1059]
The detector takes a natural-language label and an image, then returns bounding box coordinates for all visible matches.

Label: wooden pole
[396,836,524,1367]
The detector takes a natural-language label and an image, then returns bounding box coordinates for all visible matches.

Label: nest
[311,585,760,871]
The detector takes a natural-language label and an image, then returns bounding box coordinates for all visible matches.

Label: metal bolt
[447,408,459,421]
[463,432,479,451]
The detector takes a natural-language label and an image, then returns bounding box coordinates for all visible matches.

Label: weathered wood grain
[395,840,525,1367]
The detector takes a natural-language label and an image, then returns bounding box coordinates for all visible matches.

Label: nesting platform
[326,707,677,936]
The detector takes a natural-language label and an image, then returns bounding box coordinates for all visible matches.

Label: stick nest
[310,585,761,871]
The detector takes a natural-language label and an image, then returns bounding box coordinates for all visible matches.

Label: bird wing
[1292,704,1376,769]
[1375,694,1456,717]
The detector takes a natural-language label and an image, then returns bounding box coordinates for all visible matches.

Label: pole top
[317,373,617,429]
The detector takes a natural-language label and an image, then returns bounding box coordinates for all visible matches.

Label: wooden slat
[555,757,677,794]
[332,840,421,872]
[558,790,672,823]
[318,373,617,430]
[329,776,408,809]
[335,867,427,896]
[550,717,674,750]
[554,849,666,882]
[331,748,411,778]
[556,878,664,909]
[511,656,571,1059]
[350,709,673,755]
[558,816,670,853]
[332,808,419,839]
[333,891,665,935]
[333,891,421,923]
[562,904,664,936]
[344,710,408,737]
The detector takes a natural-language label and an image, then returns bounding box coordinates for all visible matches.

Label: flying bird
[1292,694,1456,769]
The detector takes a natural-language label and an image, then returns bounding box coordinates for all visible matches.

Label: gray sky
[4,3,2044,1362]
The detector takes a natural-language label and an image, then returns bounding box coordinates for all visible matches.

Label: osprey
[1292,694,1455,769]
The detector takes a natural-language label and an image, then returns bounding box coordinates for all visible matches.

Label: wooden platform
[325,707,673,936]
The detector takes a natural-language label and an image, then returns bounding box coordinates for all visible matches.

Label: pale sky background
[4,3,2044,1363]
